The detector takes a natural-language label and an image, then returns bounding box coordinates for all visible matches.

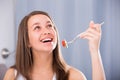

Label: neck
[32,51,53,74]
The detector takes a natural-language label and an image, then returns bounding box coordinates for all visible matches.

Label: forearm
[80,21,106,80]
[90,50,106,80]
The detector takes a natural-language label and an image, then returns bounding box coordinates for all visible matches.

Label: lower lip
[42,41,53,45]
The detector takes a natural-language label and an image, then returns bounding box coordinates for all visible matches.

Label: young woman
[4,11,106,80]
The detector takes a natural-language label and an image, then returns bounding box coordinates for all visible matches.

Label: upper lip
[40,36,53,43]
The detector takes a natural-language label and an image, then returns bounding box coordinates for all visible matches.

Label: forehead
[28,14,52,26]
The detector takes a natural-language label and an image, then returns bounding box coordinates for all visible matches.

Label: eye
[47,24,53,28]
[34,26,41,31]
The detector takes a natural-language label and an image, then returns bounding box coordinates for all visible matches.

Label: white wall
[0,0,15,67]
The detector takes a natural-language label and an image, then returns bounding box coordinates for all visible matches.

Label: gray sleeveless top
[15,70,56,80]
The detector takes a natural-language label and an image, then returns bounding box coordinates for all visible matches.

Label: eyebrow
[32,22,40,26]
[46,21,52,24]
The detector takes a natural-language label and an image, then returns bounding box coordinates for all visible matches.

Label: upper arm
[68,67,87,80]
[3,68,15,80]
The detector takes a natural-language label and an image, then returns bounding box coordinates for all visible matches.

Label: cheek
[54,32,58,48]
[52,30,57,40]
[28,32,39,47]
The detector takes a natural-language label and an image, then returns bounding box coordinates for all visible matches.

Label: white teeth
[42,38,52,42]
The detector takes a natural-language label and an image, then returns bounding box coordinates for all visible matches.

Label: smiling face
[27,14,57,53]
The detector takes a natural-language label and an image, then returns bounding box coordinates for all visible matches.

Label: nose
[41,28,50,35]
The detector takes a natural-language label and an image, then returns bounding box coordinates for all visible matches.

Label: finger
[80,33,93,40]
[94,24,101,33]
[80,28,101,40]
[80,31,94,39]
[89,21,94,28]
[87,27,101,36]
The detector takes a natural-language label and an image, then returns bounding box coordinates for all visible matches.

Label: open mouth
[40,38,53,43]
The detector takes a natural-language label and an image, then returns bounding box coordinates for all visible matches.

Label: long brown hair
[14,11,69,80]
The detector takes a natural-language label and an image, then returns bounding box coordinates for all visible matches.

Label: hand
[80,21,102,53]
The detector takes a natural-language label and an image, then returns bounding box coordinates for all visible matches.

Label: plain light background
[0,0,120,80]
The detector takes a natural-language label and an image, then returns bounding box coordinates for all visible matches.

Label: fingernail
[90,20,94,23]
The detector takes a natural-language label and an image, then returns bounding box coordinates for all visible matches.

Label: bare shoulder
[68,66,87,80]
[3,68,15,80]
